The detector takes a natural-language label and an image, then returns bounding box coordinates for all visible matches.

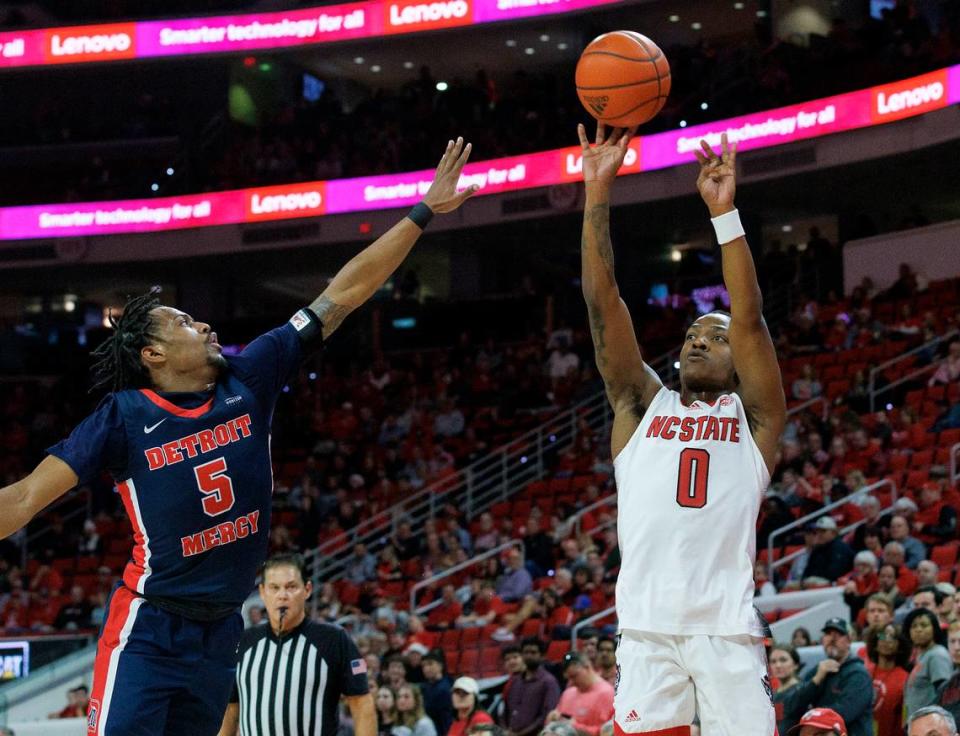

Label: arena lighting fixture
[540,34,550,42]
[505,39,517,47]
[782,224,793,232]
[151,183,159,192]
[679,120,687,127]
[700,101,709,110]
[668,14,680,22]
[691,22,702,30]
[756,9,767,17]
[308,372,317,380]
[557,42,568,50]
[671,248,682,262]
[258,62,272,72]
[733,1,744,8]
[354,56,364,63]
[371,65,381,72]
[436,81,448,91]
[525,47,535,55]
[674,361,681,369]
[403,61,414,69]
[166,167,174,176]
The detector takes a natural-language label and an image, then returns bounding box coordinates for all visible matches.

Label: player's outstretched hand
[422,137,478,214]
[577,122,637,187]
[694,132,737,216]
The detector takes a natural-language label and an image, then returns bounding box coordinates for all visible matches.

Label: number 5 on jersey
[194,457,236,516]
[677,448,710,509]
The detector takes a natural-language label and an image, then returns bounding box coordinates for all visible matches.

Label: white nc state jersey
[613,387,770,637]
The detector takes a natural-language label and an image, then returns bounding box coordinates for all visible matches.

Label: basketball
[575,31,671,128]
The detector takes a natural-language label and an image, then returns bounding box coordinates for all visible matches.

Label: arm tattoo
[310,295,352,339]
[583,202,615,282]
[587,301,609,372]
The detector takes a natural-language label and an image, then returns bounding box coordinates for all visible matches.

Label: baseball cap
[404,642,429,656]
[813,516,838,530]
[422,649,445,665]
[452,677,480,695]
[786,708,847,736]
[821,617,850,636]
[938,582,958,597]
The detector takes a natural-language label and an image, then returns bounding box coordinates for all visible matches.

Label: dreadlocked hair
[90,286,163,393]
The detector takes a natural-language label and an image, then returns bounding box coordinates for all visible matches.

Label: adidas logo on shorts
[624,710,641,724]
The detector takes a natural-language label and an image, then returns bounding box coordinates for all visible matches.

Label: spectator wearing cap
[546,652,614,736]
[890,515,927,570]
[802,517,855,586]
[422,650,454,735]
[502,638,560,736]
[790,618,873,736]
[448,677,494,736]
[841,551,880,620]
[865,623,910,736]
[914,483,958,547]
[905,608,953,719]
[939,583,958,629]
[908,706,958,736]
[497,548,533,604]
[786,707,847,736]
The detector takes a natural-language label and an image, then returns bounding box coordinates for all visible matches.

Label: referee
[218,554,376,736]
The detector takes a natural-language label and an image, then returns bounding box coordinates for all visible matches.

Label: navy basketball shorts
[87,585,243,736]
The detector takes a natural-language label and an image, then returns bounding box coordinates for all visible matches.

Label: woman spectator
[377,686,407,736]
[865,623,911,736]
[396,684,438,736]
[790,627,812,649]
[904,608,953,719]
[446,677,492,736]
[841,551,880,620]
[754,562,777,597]
[792,364,823,401]
[769,645,804,736]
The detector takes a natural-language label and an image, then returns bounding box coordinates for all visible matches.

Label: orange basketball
[575,31,671,128]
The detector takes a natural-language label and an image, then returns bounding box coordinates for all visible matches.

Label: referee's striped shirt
[231,619,369,736]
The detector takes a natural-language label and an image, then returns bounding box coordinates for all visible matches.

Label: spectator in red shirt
[457,581,506,629]
[841,551,880,620]
[48,685,89,719]
[914,483,958,547]
[865,623,910,736]
[427,585,463,631]
[447,677,493,736]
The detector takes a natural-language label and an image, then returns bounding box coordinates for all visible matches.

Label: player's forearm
[581,187,620,307]
[348,694,377,736]
[311,217,423,337]
[715,210,764,325]
[0,479,43,540]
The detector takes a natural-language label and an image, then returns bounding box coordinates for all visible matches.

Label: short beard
[208,352,229,372]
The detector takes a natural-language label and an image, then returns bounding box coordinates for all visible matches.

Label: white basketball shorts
[613,630,776,736]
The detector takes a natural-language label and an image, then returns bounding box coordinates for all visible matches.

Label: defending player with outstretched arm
[0,136,478,736]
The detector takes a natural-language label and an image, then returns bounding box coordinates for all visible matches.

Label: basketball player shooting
[577,122,786,735]
[0,137,477,736]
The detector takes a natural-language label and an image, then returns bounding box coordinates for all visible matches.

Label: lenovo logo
[245,183,326,220]
[46,24,136,62]
[872,70,947,122]
[386,0,472,31]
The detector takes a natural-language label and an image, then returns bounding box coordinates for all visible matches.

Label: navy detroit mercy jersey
[48,323,302,609]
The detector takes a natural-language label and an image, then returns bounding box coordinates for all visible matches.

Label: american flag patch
[290,310,311,332]
[351,658,367,675]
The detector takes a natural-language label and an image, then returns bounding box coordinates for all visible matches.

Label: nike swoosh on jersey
[143,419,167,434]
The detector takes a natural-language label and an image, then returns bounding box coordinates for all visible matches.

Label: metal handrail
[571,605,616,649]
[410,539,522,613]
[572,495,616,538]
[767,478,897,576]
[869,329,959,411]
[307,390,614,590]
[951,442,960,487]
[787,395,829,420]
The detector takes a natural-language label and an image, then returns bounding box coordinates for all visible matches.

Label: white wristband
[711,208,745,245]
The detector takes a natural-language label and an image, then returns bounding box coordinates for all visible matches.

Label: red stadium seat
[461,627,480,647]
[545,640,571,662]
[480,646,502,676]
[911,450,934,468]
[441,629,461,648]
[931,543,959,569]
[458,649,480,675]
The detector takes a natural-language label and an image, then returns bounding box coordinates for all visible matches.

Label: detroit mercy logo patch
[87,699,100,733]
